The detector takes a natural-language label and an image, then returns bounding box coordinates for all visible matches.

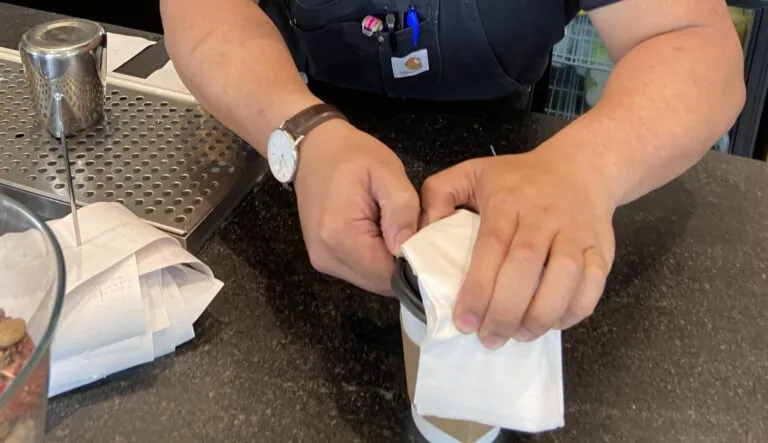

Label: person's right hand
[294,119,419,295]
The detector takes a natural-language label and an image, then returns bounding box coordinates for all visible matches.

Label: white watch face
[267,129,298,184]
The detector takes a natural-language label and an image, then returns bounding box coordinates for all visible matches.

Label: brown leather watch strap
[282,103,347,142]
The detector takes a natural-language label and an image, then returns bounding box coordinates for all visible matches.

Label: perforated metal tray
[0,47,269,253]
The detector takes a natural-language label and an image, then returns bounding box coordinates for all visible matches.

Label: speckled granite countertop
[2,3,767,442]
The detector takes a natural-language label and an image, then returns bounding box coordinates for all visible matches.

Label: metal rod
[54,94,82,247]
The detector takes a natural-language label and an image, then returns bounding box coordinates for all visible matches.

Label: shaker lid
[391,257,427,324]
[20,19,105,55]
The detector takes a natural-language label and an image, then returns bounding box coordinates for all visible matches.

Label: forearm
[543,25,745,207]
[160,0,321,156]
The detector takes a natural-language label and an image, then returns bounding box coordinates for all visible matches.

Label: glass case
[545,7,761,156]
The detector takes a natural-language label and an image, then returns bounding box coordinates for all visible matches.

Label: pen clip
[385,13,398,52]
[406,6,419,47]
[385,13,396,32]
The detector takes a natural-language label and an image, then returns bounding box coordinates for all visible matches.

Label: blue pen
[406,6,419,47]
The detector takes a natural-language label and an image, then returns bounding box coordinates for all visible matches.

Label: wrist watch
[267,103,346,185]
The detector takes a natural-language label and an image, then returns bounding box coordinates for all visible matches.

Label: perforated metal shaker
[19,19,107,138]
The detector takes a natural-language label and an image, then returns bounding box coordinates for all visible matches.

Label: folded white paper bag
[400,209,564,433]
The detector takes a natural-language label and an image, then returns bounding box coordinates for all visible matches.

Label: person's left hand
[420,146,617,349]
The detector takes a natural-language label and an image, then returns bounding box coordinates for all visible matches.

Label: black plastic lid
[391,257,427,324]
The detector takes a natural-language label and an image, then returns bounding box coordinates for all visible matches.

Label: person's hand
[294,119,419,295]
[420,146,617,348]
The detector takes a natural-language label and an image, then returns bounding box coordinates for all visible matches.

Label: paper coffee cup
[400,305,501,443]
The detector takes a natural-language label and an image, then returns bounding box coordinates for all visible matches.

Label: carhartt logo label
[391,48,429,78]
[405,56,422,70]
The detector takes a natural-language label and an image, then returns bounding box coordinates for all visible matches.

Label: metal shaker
[19,18,107,138]
[19,19,107,246]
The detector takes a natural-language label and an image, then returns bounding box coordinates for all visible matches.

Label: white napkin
[146,61,191,94]
[400,209,564,433]
[0,202,223,397]
[105,33,154,72]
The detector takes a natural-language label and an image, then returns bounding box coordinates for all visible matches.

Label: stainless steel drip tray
[0,47,269,253]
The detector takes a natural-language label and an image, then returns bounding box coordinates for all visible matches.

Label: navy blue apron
[260,0,618,102]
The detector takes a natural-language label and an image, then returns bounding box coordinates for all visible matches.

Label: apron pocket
[378,19,443,99]
[289,0,404,30]
[295,21,386,94]
[437,0,527,100]
[289,0,441,98]
[289,0,342,29]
